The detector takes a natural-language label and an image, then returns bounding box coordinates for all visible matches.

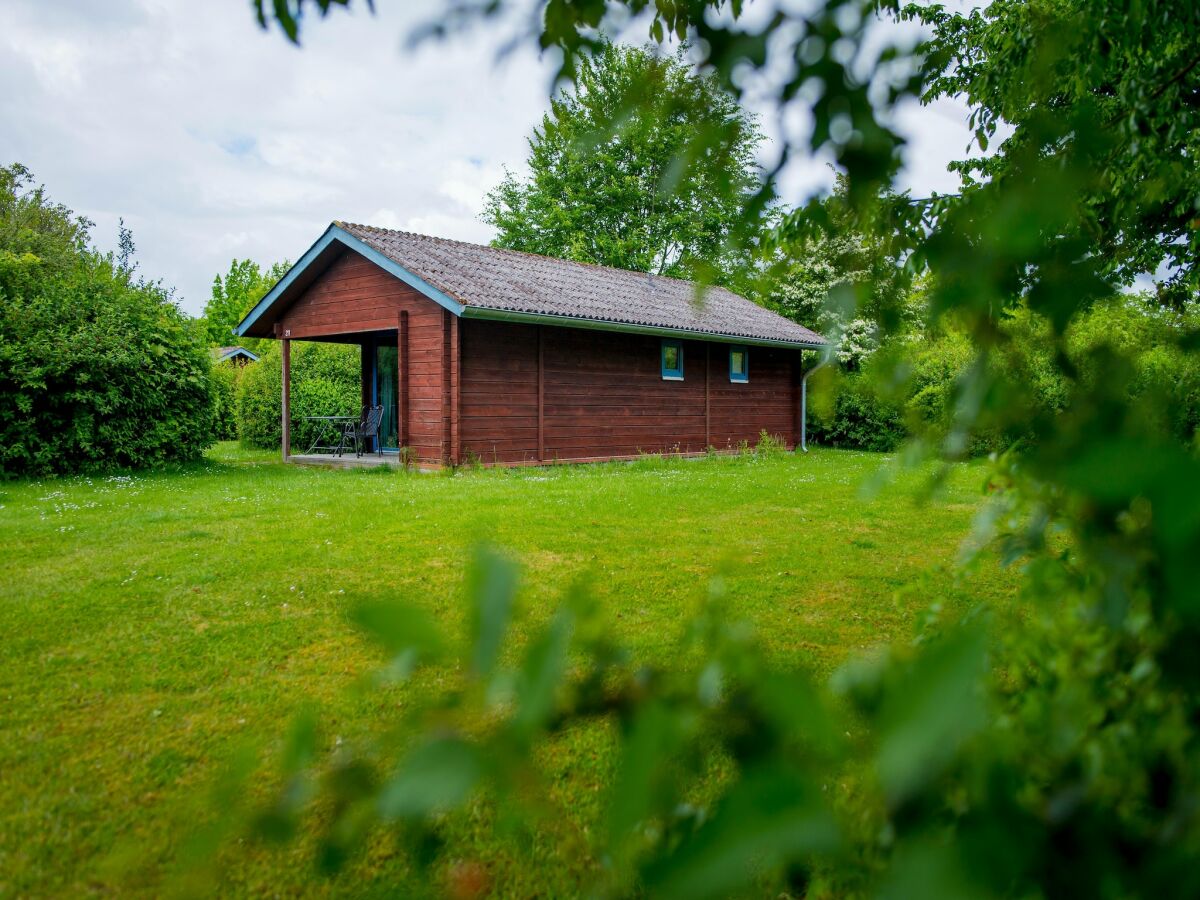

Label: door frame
[367,335,401,453]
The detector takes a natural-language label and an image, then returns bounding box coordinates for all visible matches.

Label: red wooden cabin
[236,222,826,467]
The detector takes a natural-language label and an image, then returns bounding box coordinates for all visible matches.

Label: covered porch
[279,323,410,464]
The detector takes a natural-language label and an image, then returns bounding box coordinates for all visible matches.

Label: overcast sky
[0,0,976,317]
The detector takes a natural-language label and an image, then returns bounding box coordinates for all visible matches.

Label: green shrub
[806,369,905,452]
[806,297,1199,457]
[236,342,360,450]
[0,164,214,477]
[1065,297,1200,445]
[209,363,241,441]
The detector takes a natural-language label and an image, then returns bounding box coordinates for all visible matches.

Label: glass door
[374,343,399,451]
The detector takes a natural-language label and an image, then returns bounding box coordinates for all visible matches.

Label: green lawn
[0,444,1016,896]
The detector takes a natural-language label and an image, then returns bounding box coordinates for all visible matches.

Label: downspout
[800,354,831,453]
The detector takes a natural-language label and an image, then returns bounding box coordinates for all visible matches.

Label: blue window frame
[729,345,749,383]
[661,339,684,380]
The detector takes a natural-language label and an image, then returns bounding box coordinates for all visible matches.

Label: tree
[483,40,768,286]
[0,164,214,476]
[765,176,917,367]
[915,0,1200,309]
[203,258,288,349]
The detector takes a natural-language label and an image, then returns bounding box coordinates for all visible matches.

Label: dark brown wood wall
[280,251,448,463]
[460,319,798,464]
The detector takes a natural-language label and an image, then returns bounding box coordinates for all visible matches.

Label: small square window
[661,339,684,380]
[729,345,749,382]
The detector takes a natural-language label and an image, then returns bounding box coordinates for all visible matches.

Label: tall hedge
[209,362,241,441]
[0,164,214,477]
[236,341,360,451]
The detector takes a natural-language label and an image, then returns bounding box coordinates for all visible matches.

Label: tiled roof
[336,222,825,347]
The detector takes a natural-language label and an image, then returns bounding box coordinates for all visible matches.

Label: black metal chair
[334,406,365,457]
[339,405,384,458]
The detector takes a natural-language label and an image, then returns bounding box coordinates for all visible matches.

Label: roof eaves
[460,305,827,349]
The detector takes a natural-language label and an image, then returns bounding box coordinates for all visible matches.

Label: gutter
[460,305,826,351]
[800,353,833,453]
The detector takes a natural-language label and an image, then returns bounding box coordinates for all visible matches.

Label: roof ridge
[334,220,737,294]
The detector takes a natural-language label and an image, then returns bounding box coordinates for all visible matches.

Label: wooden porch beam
[450,315,461,466]
[281,336,291,461]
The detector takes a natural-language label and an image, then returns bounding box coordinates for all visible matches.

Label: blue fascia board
[235,224,465,337]
[217,347,260,362]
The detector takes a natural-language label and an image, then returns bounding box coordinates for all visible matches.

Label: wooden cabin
[212,346,260,367]
[235,222,826,467]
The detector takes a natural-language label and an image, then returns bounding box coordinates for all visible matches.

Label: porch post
[398,312,409,449]
[281,337,291,461]
[450,315,461,466]
[360,339,371,411]
[361,338,373,453]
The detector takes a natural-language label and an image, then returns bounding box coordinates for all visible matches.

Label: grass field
[0,444,1017,896]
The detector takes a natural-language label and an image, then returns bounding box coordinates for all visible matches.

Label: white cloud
[0,0,975,316]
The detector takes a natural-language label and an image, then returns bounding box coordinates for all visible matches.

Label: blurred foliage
[0,163,214,477]
[203,257,289,351]
[815,295,1200,454]
[243,0,1200,896]
[235,340,360,451]
[252,0,369,43]
[483,39,768,288]
[915,0,1200,309]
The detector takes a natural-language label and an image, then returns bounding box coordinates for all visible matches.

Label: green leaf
[875,622,989,807]
[466,544,519,678]
[377,737,482,821]
[876,837,990,900]
[349,597,444,662]
[753,671,844,757]
[607,702,685,854]
[281,705,319,773]
[643,765,839,899]
[511,607,573,735]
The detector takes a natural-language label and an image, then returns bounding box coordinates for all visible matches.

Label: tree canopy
[915,0,1200,308]
[203,257,288,349]
[483,40,767,286]
[0,164,214,476]
[764,175,916,366]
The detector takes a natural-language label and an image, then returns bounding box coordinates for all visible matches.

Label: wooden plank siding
[459,319,540,464]
[459,320,799,464]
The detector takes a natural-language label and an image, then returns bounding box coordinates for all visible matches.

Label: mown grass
[0,444,1017,896]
